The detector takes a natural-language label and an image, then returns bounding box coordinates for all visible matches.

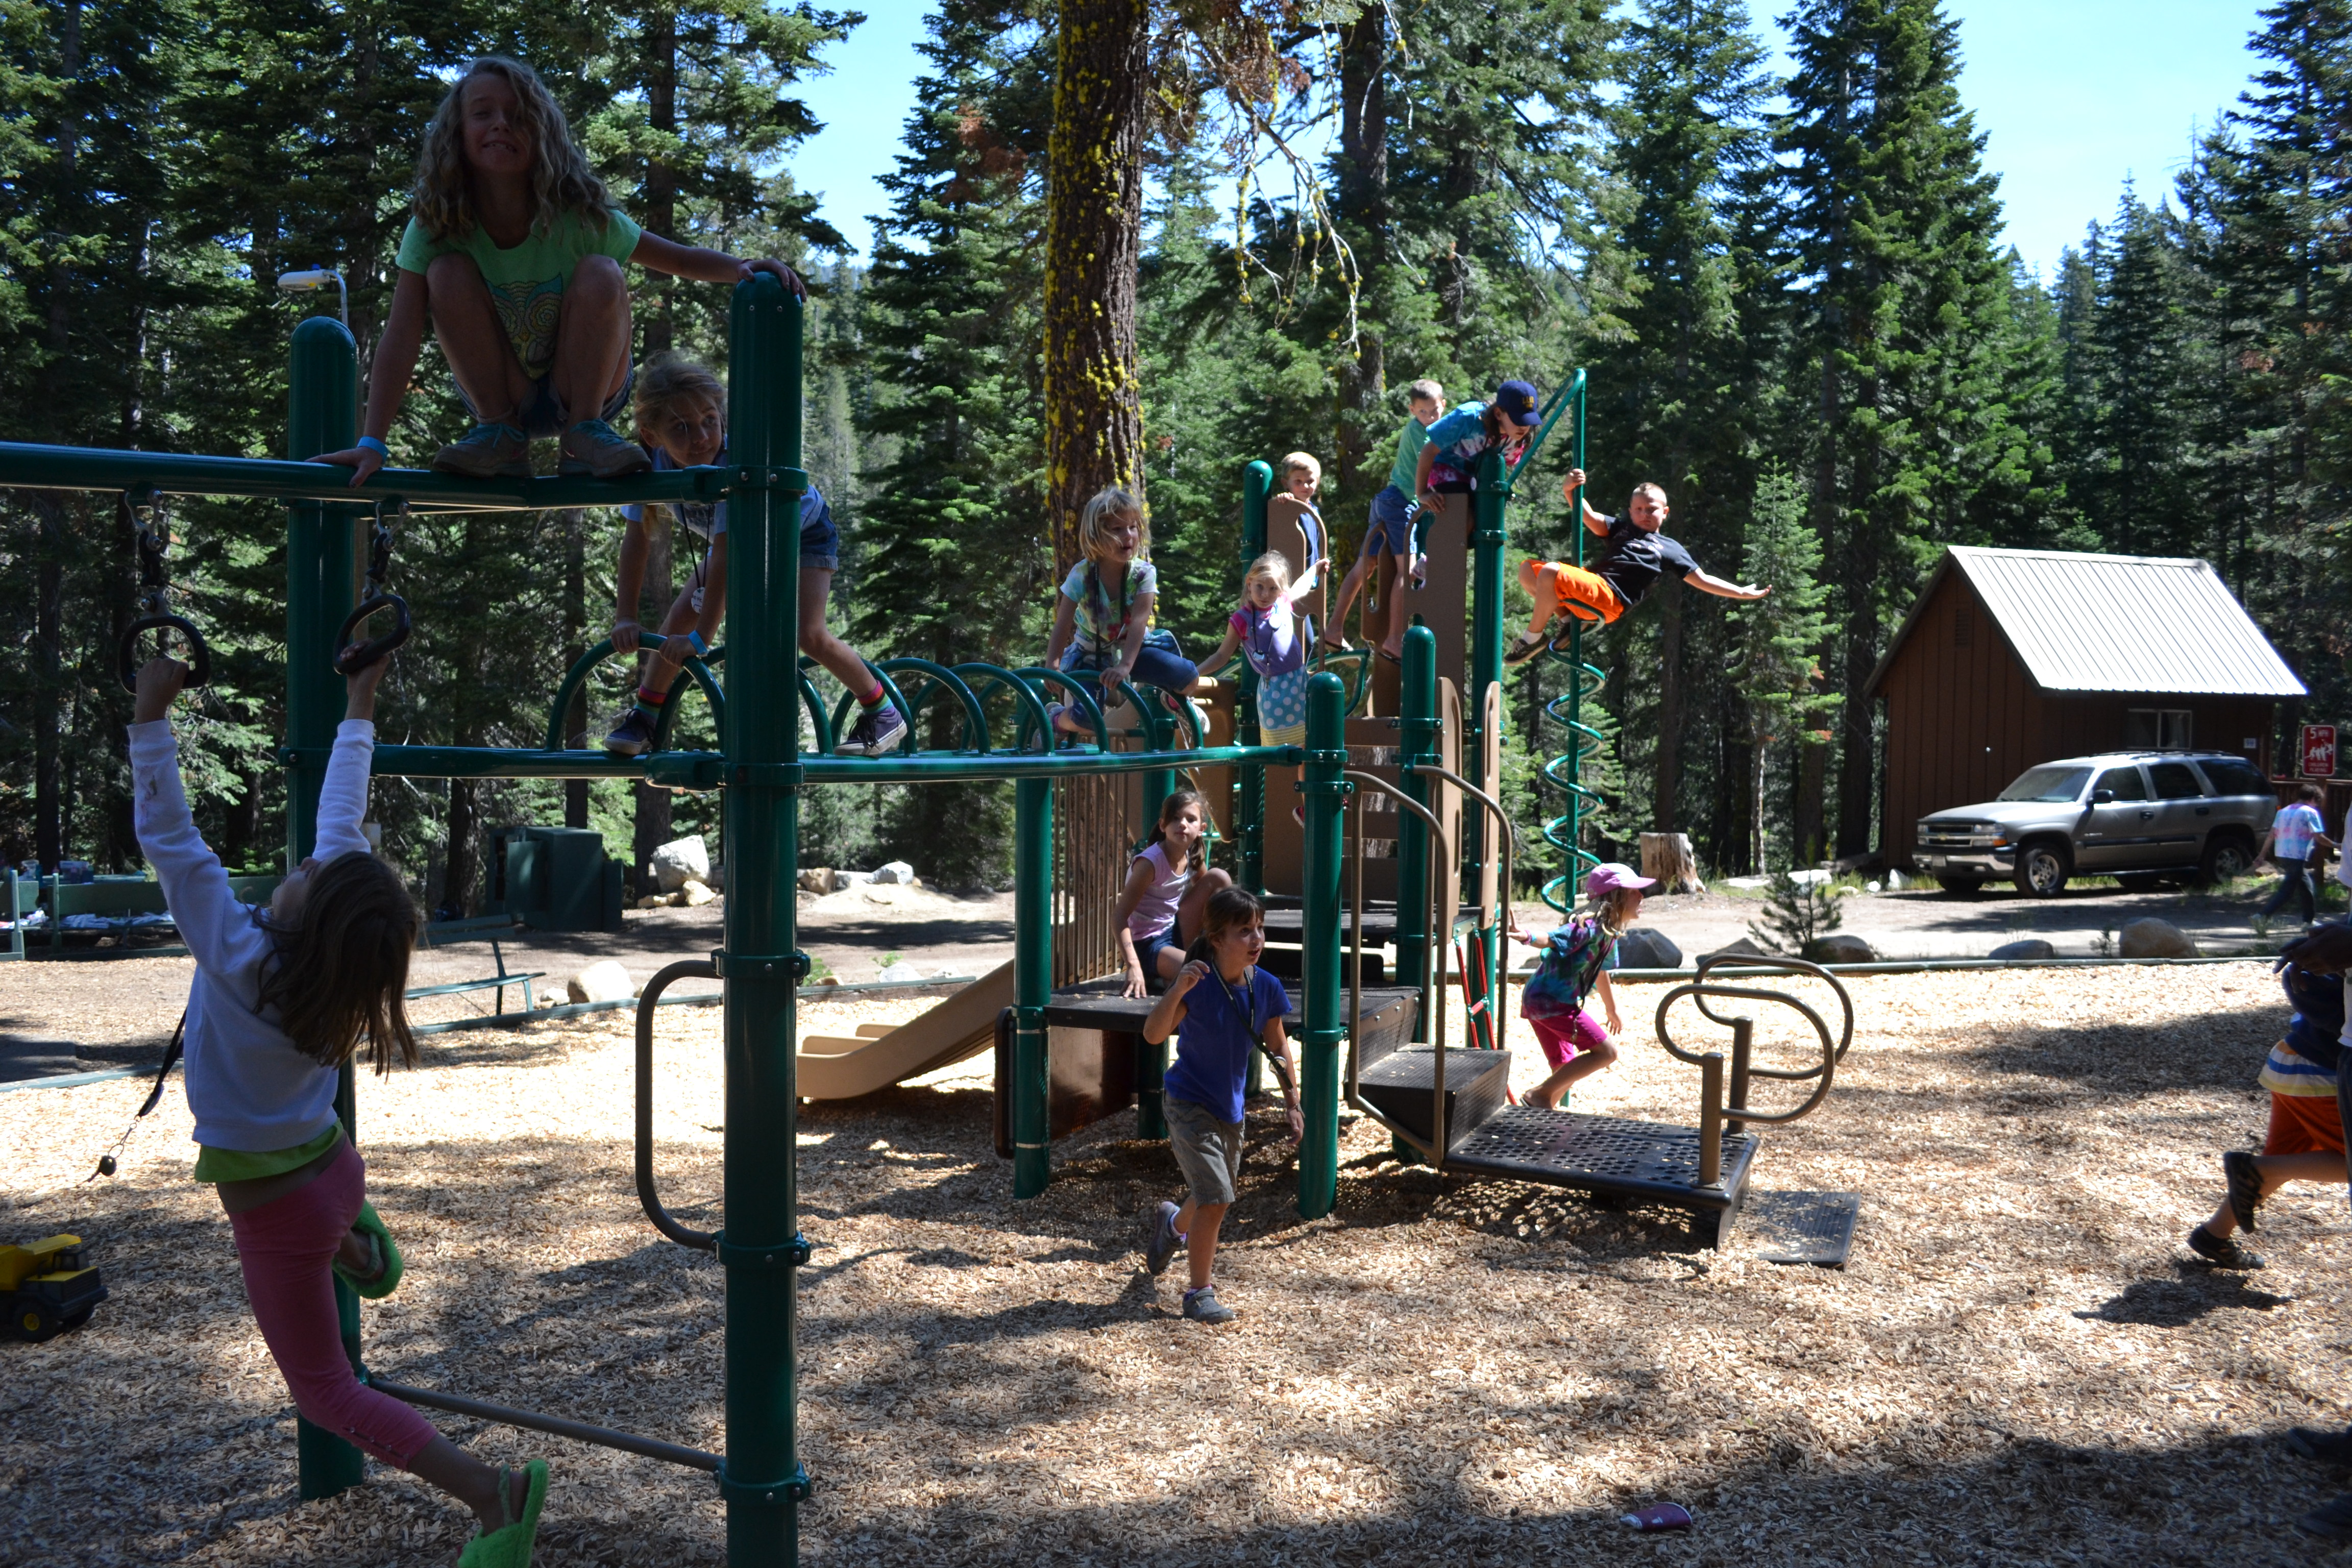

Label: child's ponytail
[260,853,423,1076]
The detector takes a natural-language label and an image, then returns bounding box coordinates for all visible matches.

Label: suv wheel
[2197,832,2255,888]
[2014,841,2070,897]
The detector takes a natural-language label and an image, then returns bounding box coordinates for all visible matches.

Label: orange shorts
[1541,561,1625,626]
[2264,1090,2347,1156]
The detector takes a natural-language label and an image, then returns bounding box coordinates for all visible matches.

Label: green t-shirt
[192,1123,343,1184]
[1386,416,1432,494]
[395,208,644,379]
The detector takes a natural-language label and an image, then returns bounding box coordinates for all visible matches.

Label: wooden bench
[410,914,545,1017]
[2,869,35,961]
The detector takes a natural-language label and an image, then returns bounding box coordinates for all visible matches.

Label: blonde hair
[1077,486,1146,562]
[1405,379,1444,406]
[1242,551,1293,594]
[411,57,615,244]
[1631,481,1670,508]
[1594,886,1643,936]
[633,355,725,435]
[1282,451,1321,482]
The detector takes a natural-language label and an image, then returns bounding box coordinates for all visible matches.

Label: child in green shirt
[310,56,802,484]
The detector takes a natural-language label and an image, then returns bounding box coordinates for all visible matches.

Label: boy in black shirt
[1505,470,1769,665]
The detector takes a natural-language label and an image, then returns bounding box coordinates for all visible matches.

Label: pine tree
[1729,467,1837,872]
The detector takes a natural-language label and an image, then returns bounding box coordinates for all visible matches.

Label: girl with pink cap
[1507,862,1657,1111]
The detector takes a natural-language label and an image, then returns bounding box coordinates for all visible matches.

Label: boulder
[679,879,718,908]
[1699,936,1771,963]
[1612,927,1684,970]
[1804,933,1879,965]
[1990,938,2056,961]
[566,960,634,1004]
[1886,870,1908,891]
[650,835,709,894]
[871,860,918,886]
[876,961,926,984]
[2120,917,2199,959]
[635,894,670,911]
[797,867,835,896]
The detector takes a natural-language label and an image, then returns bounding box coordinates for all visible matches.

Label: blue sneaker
[603,707,658,757]
[837,701,909,757]
[558,419,651,478]
[433,422,530,479]
[1142,1200,1181,1276]
[1181,1285,1236,1325]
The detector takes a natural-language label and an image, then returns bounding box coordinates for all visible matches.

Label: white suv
[1915,752,2275,896]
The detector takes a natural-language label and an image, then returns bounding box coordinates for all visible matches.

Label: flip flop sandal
[332,1202,403,1300]
[1375,647,1402,666]
[457,1459,549,1568]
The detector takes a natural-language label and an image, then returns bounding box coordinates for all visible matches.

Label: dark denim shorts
[798,489,840,573]
[1362,484,1418,558]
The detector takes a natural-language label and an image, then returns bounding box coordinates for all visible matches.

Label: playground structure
[0,281,1859,1564]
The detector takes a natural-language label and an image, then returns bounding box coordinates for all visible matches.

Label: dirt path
[4,966,2340,1565]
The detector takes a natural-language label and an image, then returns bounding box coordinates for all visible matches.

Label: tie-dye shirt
[395,208,644,379]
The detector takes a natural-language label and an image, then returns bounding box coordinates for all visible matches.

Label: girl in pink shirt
[1115,788,1235,997]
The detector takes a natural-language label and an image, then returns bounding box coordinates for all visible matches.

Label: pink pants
[227,1141,437,1467]
[1529,1009,1608,1070]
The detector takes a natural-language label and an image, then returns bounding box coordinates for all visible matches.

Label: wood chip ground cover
[4,968,2345,1565]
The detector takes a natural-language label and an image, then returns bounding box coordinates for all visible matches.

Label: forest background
[3,0,2347,910]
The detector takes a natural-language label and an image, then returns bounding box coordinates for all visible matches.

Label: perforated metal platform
[1739,1189,1861,1266]
[1356,1045,1512,1153]
[1446,1104,1760,1219]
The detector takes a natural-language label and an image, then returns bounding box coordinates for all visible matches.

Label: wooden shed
[1864,546,2306,869]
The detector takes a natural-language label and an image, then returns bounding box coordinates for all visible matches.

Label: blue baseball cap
[1494,379,1539,424]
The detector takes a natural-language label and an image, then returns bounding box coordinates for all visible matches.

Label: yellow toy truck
[2,1235,105,1342]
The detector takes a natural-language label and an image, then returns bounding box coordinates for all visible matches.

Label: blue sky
[783,0,2271,279]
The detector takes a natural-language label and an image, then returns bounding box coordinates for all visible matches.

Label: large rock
[1613,927,1684,969]
[2120,917,2199,959]
[650,835,709,894]
[870,860,918,886]
[876,961,926,984]
[679,879,718,908]
[1804,933,1879,965]
[567,960,634,1004]
[1990,938,2056,961]
[797,867,835,896]
[1699,936,1771,964]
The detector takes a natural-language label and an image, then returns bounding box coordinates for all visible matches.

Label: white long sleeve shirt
[131,717,377,1153]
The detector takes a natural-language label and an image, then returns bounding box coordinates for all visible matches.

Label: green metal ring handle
[881,656,990,751]
[635,959,721,1251]
[1124,678,1207,751]
[543,634,724,752]
[1653,981,1839,1122]
[1013,667,1113,751]
[1694,951,1855,1062]
[951,662,1055,754]
[789,659,836,753]
[1306,644,1374,715]
[650,642,733,754]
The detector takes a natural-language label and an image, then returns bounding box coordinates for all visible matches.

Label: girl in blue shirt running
[1138,887,1302,1325]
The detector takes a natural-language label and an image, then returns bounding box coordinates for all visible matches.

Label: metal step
[1445,1104,1760,1237]
[1356,1045,1511,1153]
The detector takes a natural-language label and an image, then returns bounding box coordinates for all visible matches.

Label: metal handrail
[1694,951,1854,1064]
[1012,667,1114,751]
[1341,769,1453,1166]
[1653,978,1841,1189]
[1404,760,1519,946]
[1503,366,1586,489]
[635,960,721,1251]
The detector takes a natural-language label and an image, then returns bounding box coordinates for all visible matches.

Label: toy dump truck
[2,1235,105,1342]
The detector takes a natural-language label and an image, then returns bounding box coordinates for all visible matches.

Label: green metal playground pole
[285,316,365,1503]
[1237,460,1272,897]
[1470,449,1510,1007]
[716,273,806,1566]
[1394,624,1437,1006]
[1135,700,1170,1141]
[1566,388,1587,909]
[1296,672,1346,1219]
[1012,776,1053,1196]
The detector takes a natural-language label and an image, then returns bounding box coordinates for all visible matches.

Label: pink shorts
[1528,1009,1607,1070]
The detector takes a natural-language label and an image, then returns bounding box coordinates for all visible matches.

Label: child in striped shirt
[2188,932,2350,1269]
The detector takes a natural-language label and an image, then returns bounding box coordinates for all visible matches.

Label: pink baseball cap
[1584,862,1657,898]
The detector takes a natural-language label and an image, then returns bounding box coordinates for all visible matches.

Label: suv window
[2148,762,2206,800]
[2093,767,2148,801]
[2197,758,2270,796]
[1998,765,2093,802]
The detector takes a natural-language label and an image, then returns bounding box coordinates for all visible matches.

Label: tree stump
[1639,831,1704,894]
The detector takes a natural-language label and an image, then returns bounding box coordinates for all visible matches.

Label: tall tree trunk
[1042,0,1148,570]
[1795,734,1828,865]
[641,10,678,359]
[1333,3,1391,514]
[1653,575,1683,830]
[34,0,82,874]
[561,508,589,827]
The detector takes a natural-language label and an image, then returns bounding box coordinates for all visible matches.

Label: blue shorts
[460,366,633,440]
[1133,924,1182,988]
[798,489,840,574]
[1060,631,1197,697]
[1362,484,1418,558]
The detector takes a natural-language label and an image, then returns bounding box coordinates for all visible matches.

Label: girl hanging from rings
[129,649,548,1567]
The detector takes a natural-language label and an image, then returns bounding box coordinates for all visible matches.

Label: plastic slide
[795,961,1013,1099]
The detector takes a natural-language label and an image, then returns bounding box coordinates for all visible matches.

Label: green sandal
[457,1459,548,1567]
[332,1202,403,1300]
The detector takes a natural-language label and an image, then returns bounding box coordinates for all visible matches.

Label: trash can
[486,827,625,932]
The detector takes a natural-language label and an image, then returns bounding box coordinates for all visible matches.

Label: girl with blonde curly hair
[311,56,802,486]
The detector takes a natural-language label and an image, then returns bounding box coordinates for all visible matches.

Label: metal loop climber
[115,485,213,692]
[333,497,413,674]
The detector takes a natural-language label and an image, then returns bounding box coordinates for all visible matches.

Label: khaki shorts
[1166,1095,1245,1207]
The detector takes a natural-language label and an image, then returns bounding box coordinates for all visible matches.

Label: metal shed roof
[1865,546,2307,698]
